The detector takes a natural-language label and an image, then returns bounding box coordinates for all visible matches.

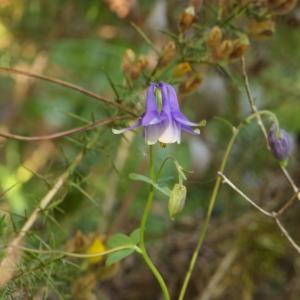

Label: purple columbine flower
[268,124,290,161]
[113,82,200,144]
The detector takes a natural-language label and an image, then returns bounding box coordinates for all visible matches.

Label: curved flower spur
[113,82,201,145]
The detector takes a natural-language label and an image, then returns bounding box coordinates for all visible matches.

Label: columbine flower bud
[179,6,196,32]
[268,124,290,162]
[168,184,187,220]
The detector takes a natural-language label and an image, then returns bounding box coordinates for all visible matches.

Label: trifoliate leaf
[129,173,170,196]
[106,249,135,266]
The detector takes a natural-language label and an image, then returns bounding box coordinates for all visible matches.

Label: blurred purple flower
[113,82,200,145]
[268,124,290,161]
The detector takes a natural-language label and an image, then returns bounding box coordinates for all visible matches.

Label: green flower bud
[168,184,187,220]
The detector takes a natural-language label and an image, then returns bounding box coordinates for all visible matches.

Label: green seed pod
[168,184,187,220]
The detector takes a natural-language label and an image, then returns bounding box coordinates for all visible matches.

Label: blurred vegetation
[0,0,300,299]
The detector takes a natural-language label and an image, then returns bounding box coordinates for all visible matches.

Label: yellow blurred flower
[172,62,192,77]
[179,5,196,33]
[86,236,107,264]
[179,72,203,94]
[207,26,223,49]
[158,41,177,68]
[247,19,276,39]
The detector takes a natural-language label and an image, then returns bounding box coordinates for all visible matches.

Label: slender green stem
[178,125,241,300]
[245,110,279,126]
[156,156,184,184]
[241,57,300,197]
[139,146,170,300]
[6,244,139,259]
[178,109,282,300]
[156,156,176,180]
[140,146,155,249]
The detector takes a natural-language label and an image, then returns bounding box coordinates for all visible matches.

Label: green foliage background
[0,0,300,299]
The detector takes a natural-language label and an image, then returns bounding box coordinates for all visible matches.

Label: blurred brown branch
[0,115,128,141]
[0,66,138,117]
[199,246,239,300]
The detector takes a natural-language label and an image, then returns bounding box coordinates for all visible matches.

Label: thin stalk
[5,244,138,259]
[178,125,241,300]
[0,115,128,141]
[139,146,170,300]
[241,57,299,199]
[178,109,284,299]
[0,67,137,117]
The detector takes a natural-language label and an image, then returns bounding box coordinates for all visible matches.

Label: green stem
[178,109,280,299]
[178,125,241,300]
[156,156,176,180]
[11,244,139,259]
[245,110,279,128]
[139,145,170,300]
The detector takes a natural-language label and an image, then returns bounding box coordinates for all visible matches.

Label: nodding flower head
[268,124,290,161]
[113,82,200,145]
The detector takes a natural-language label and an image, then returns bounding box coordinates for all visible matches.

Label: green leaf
[106,231,140,266]
[130,228,140,245]
[129,173,171,196]
[107,233,132,248]
[106,249,135,266]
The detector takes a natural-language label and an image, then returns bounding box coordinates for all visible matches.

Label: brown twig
[274,216,300,254]
[218,172,273,217]
[241,57,269,141]
[0,66,138,117]
[219,172,300,255]
[0,115,128,141]
[274,190,300,217]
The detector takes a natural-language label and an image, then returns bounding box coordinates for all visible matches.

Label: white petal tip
[193,129,200,134]
[112,128,124,134]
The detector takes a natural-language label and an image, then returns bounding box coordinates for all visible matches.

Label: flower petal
[144,124,163,145]
[164,83,180,112]
[160,82,172,115]
[173,111,199,127]
[158,118,181,144]
[160,82,199,127]
[145,83,158,112]
[112,121,141,134]
[141,110,161,126]
[181,124,200,135]
[141,83,161,126]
